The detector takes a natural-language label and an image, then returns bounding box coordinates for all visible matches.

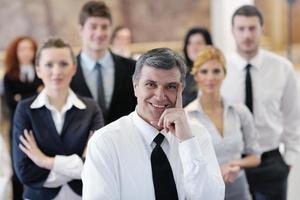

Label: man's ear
[132,79,138,97]
[78,24,84,36]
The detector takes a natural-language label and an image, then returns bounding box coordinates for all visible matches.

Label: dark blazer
[4,74,42,119]
[182,72,198,107]
[70,52,137,125]
[13,95,104,200]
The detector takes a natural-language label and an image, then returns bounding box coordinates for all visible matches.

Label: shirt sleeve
[235,104,261,157]
[179,124,225,200]
[82,132,120,200]
[280,65,300,165]
[43,154,83,188]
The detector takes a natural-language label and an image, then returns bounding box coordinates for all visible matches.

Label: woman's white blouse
[185,99,260,165]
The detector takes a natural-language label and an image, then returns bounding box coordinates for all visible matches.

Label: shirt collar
[30,89,86,111]
[233,48,263,70]
[185,96,233,114]
[132,110,172,146]
[81,50,113,72]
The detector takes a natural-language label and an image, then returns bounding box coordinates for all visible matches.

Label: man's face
[232,16,262,56]
[133,65,181,127]
[80,17,112,54]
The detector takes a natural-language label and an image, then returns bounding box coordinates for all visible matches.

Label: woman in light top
[13,38,104,199]
[185,46,260,200]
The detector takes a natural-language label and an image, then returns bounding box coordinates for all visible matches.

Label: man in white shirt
[82,48,225,200]
[221,5,300,200]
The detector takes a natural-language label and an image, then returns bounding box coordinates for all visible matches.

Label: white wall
[211,0,253,54]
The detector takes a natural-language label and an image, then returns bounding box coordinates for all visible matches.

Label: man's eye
[167,85,177,90]
[90,25,97,30]
[101,25,109,30]
[145,82,155,88]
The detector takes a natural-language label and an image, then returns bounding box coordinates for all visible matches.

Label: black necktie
[245,64,253,113]
[95,62,107,115]
[151,133,178,200]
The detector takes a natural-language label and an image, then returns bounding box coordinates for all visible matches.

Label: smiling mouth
[149,102,169,109]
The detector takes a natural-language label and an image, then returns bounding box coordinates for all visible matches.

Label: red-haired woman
[4,36,42,118]
[3,36,42,200]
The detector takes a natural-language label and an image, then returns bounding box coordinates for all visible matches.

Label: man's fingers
[158,110,167,128]
[175,85,183,108]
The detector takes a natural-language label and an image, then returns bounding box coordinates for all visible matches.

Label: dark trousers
[245,149,289,200]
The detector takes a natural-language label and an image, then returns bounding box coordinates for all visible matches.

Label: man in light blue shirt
[70,1,136,125]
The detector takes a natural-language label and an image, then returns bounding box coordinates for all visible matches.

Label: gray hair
[133,48,187,84]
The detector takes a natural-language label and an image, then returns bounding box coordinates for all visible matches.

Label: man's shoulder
[92,113,133,141]
[111,52,136,68]
[260,49,293,67]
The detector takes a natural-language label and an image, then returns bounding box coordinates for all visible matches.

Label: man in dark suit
[71,1,136,125]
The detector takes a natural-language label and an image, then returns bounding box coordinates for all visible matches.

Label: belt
[261,148,280,160]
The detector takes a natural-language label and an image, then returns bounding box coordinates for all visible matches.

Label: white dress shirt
[80,51,115,108]
[221,49,300,165]
[30,89,87,200]
[20,65,35,82]
[0,134,12,200]
[82,111,225,200]
[185,98,260,165]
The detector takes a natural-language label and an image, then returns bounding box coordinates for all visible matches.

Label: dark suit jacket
[13,95,104,200]
[70,52,137,125]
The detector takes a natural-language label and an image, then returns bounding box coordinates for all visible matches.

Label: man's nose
[155,87,166,100]
[243,29,252,38]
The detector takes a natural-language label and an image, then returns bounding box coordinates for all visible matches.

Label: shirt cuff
[284,151,297,166]
[53,154,84,179]
[178,137,205,165]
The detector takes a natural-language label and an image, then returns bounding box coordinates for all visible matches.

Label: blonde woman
[185,46,260,200]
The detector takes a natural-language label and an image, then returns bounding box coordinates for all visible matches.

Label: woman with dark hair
[3,36,42,200]
[110,26,133,58]
[182,27,213,107]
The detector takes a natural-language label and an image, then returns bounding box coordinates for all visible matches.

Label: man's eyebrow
[144,79,156,83]
[165,82,180,86]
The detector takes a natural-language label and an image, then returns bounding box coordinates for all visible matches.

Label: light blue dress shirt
[80,51,115,108]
